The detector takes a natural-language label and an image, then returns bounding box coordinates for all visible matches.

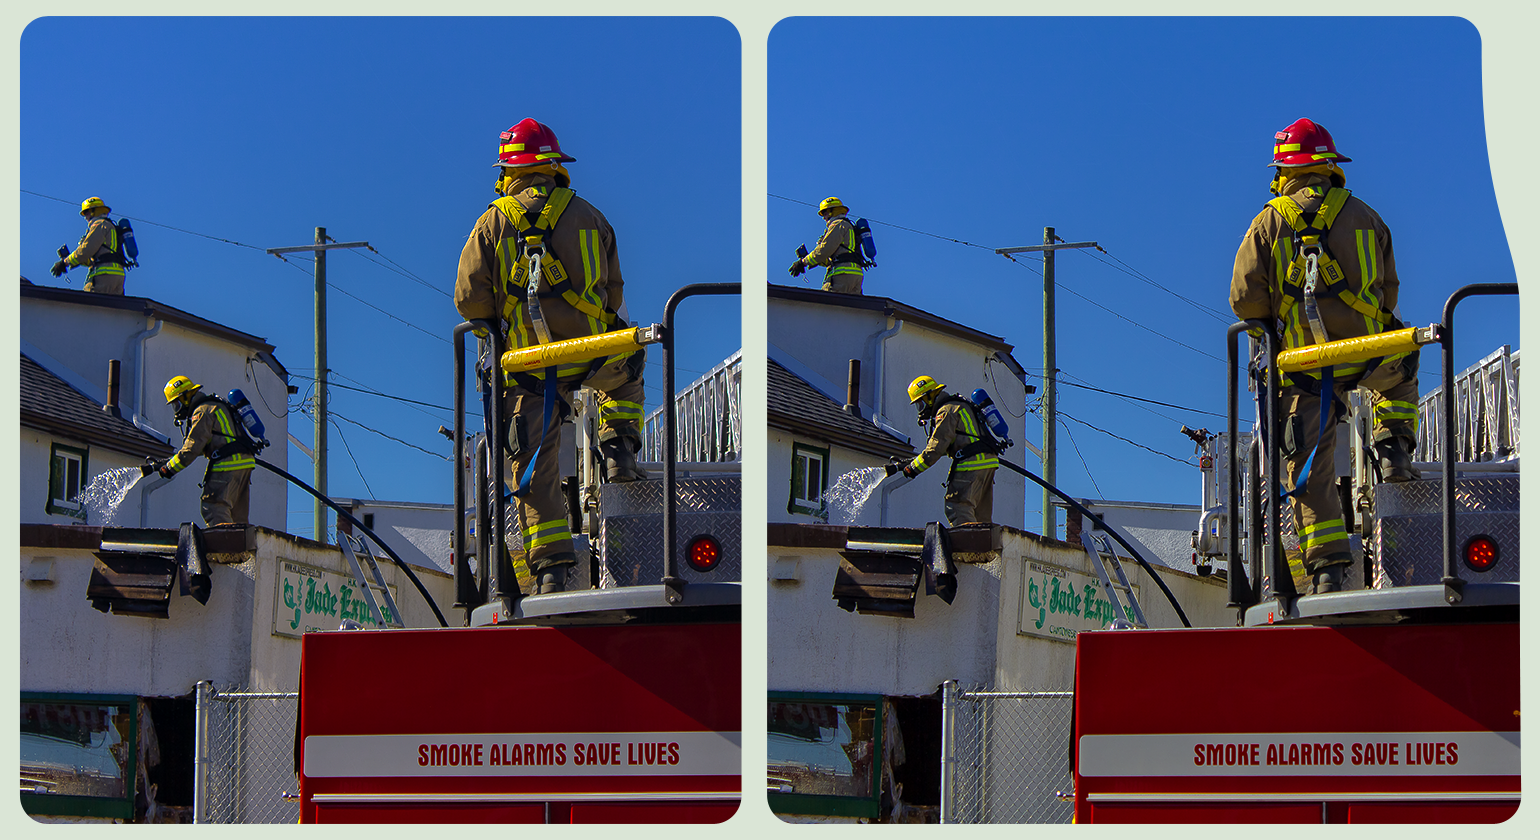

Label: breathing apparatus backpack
[116,218,138,268]
[199,393,268,461]
[852,217,877,267]
[940,393,1009,464]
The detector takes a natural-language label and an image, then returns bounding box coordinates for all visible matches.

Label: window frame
[787,442,831,517]
[19,691,139,820]
[767,690,885,820]
[46,442,90,520]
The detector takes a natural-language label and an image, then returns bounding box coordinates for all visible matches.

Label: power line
[22,189,268,251]
[328,416,378,499]
[327,409,451,462]
[1072,246,1233,324]
[346,245,451,299]
[291,371,453,413]
[769,193,998,252]
[1053,370,1232,421]
[1057,419,1106,498]
[1056,408,1195,466]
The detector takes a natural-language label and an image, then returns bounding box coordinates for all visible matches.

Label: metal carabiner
[1301,250,1330,345]
[525,249,553,345]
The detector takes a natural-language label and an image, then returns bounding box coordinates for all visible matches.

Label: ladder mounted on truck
[1083,532,1147,629]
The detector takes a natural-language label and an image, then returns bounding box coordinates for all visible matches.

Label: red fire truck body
[1073,621,1519,823]
[298,617,741,823]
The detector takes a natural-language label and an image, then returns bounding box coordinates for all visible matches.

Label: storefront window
[20,694,137,819]
[768,693,882,818]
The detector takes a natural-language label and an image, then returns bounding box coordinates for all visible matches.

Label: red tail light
[1462,534,1499,573]
[686,535,721,572]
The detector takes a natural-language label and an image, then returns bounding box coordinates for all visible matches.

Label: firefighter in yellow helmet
[455,119,648,595]
[789,197,865,295]
[885,375,999,526]
[1231,118,1420,594]
[50,197,128,295]
[147,376,256,526]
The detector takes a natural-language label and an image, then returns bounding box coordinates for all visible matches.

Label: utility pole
[996,229,1097,539]
[267,229,369,541]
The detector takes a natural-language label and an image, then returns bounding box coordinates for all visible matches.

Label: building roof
[20,279,289,379]
[768,284,1027,376]
[20,352,174,460]
[768,358,915,460]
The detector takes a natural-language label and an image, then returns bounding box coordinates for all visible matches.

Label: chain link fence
[194,683,299,824]
[941,683,1075,824]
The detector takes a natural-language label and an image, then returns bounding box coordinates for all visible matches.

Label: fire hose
[254,458,448,627]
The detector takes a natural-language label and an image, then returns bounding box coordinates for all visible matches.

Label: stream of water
[76,466,144,526]
[823,466,888,525]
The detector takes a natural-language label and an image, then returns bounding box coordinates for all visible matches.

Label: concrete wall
[18,526,457,698]
[244,528,457,692]
[20,296,289,531]
[767,525,1235,701]
[19,546,256,697]
[767,544,1004,697]
[769,298,1027,532]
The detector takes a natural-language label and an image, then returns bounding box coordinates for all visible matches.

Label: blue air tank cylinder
[971,388,1010,442]
[227,388,268,441]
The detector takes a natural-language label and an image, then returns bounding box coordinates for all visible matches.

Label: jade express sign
[1019,561,1137,643]
[274,560,397,638]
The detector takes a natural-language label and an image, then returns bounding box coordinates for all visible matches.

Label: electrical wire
[1057,418,1106,498]
[1073,246,1233,324]
[328,416,378,499]
[770,193,998,252]
[22,189,269,251]
[1056,408,1195,466]
[349,245,451,299]
[327,409,451,462]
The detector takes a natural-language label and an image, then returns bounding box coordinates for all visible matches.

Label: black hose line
[255,458,449,628]
[996,457,1192,628]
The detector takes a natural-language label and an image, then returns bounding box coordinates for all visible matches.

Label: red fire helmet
[495,118,577,168]
[1270,118,1352,167]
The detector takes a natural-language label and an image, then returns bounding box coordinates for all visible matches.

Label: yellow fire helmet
[908,375,945,404]
[163,375,202,404]
[79,196,111,217]
[818,196,847,216]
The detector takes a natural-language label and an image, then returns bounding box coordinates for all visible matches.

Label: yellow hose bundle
[501,326,656,373]
[1276,326,1432,373]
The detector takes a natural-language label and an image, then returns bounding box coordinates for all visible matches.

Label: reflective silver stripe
[1086,791,1520,803]
[310,791,742,803]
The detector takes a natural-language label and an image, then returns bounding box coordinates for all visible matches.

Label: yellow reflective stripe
[909,455,930,474]
[1275,143,1302,153]
[523,519,571,548]
[210,457,254,472]
[502,143,525,153]
[827,265,864,276]
[167,454,187,473]
[1375,400,1418,421]
[1300,519,1347,549]
[577,228,604,335]
[954,459,998,472]
[599,400,644,423]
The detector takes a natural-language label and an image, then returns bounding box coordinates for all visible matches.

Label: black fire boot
[1309,552,1353,594]
[599,435,649,482]
[1375,435,1419,483]
[536,565,567,595]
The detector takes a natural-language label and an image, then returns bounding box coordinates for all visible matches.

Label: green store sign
[1018,561,1137,643]
[273,559,396,639]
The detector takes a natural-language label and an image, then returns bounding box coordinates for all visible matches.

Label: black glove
[884,459,903,476]
[788,259,805,278]
[902,461,920,479]
[153,459,173,479]
[50,260,67,277]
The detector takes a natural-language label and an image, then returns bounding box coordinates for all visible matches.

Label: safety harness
[1266,187,1395,502]
[911,396,1002,480]
[825,219,870,273]
[490,186,624,498]
[81,219,127,279]
[176,397,257,472]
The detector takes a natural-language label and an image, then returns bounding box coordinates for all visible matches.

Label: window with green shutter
[47,443,89,520]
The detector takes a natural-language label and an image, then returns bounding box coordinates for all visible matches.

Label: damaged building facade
[17,281,455,822]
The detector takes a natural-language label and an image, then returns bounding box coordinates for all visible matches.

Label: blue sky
[19,16,741,533]
[769,16,1519,531]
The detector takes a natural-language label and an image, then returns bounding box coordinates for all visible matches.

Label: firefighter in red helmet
[455,118,648,595]
[1230,118,1421,594]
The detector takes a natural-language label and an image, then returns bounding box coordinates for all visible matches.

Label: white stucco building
[20,280,290,530]
[767,285,1031,531]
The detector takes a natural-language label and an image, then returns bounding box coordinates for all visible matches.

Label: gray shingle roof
[20,353,173,459]
[768,358,915,460]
